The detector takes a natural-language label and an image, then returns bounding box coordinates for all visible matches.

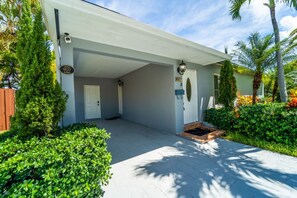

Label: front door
[183,69,198,124]
[84,85,101,119]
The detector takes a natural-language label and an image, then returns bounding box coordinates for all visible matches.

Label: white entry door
[84,85,101,119]
[183,69,198,124]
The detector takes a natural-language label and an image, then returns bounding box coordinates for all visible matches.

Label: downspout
[54,8,64,126]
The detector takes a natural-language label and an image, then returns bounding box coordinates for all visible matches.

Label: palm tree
[271,32,297,101]
[229,0,297,102]
[232,32,275,104]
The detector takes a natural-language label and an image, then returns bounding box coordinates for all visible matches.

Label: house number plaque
[60,65,74,74]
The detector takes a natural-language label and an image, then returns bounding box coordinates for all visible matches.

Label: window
[214,74,219,104]
[186,78,192,102]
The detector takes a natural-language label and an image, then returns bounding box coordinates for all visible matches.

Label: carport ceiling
[74,50,149,78]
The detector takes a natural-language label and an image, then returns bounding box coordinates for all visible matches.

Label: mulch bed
[180,122,225,143]
[105,116,121,120]
[185,127,215,136]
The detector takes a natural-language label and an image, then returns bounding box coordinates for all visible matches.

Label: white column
[60,42,76,126]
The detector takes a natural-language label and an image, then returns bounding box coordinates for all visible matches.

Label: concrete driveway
[92,119,297,198]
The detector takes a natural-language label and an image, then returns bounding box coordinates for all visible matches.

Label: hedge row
[205,103,297,146]
[0,123,112,197]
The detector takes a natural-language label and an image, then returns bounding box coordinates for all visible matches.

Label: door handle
[97,101,100,106]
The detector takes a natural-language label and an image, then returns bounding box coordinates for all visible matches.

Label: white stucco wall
[121,64,176,133]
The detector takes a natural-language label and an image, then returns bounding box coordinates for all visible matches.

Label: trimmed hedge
[204,107,236,131]
[0,123,112,197]
[205,103,297,146]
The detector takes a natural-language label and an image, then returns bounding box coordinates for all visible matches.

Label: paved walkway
[92,119,297,198]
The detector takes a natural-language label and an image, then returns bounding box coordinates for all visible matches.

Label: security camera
[64,33,71,44]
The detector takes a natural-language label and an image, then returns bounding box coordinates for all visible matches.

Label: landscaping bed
[185,127,215,136]
[181,123,225,143]
[204,103,297,156]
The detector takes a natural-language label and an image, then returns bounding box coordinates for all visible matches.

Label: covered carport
[40,0,230,134]
[72,43,176,133]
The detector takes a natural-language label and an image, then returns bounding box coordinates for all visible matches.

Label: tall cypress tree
[12,0,67,137]
[218,60,237,108]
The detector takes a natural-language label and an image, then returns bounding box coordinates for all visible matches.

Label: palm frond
[229,0,249,20]
[283,54,297,63]
[281,0,297,9]
[232,32,277,73]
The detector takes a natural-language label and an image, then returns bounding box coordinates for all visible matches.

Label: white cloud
[280,15,297,38]
[241,0,270,23]
[179,0,295,51]
[92,0,296,52]
[240,0,285,24]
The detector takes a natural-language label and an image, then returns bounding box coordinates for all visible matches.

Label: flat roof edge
[47,0,229,60]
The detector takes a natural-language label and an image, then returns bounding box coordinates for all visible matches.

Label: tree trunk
[6,75,12,89]
[269,3,288,102]
[272,76,278,102]
[252,71,262,105]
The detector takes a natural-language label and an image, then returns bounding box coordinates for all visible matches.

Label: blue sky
[89,0,297,52]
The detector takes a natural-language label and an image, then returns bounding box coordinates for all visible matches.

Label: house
[40,0,261,134]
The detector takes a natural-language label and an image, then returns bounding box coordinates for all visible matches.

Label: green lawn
[223,132,297,157]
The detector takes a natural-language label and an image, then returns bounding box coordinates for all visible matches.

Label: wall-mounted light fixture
[118,80,124,87]
[177,60,187,75]
[64,33,71,44]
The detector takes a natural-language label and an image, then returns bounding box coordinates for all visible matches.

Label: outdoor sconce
[118,80,124,87]
[177,60,187,75]
[64,33,71,44]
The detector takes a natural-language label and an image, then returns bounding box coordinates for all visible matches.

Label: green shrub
[12,2,67,137]
[204,107,236,131]
[235,103,297,145]
[218,60,237,108]
[0,123,112,197]
[205,103,297,146]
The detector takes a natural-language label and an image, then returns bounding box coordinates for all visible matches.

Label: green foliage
[262,71,275,97]
[263,60,297,99]
[204,107,236,131]
[229,0,297,102]
[233,64,254,75]
[232,32,275,104]
[0,19,19,88]
[0,0,38,88]
[218,60,237,108]
[0,123,112,197]
[205,103,297,146]
[0,47,20,88]
[285,60,297,91]
[288,28,297,52]
[12,1,67,137]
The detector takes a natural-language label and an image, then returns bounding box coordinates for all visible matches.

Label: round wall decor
[60,65,74,74]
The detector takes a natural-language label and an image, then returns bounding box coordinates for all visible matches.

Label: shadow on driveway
[91,119,297,198]
[136,138,297,197]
